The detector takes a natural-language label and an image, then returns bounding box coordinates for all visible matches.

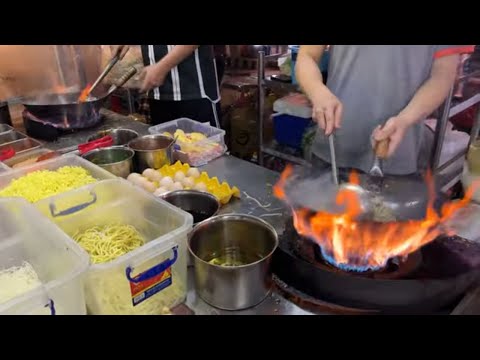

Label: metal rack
[256,50,480,190]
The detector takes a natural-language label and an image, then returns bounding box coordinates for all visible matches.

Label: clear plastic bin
[149,118,226,166]
[35,179,193,315]
[0,198,89,315]
[0,154,116,202]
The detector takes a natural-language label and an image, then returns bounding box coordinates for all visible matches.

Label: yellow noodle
[73,224,145,264]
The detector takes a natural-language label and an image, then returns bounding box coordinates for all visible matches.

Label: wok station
[0,45,480,315]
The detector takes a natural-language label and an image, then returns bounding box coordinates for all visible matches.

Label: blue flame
[319,246,385,272]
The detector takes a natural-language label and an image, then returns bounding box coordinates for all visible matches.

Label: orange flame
[274,164,479,271]
[77,84,92,103]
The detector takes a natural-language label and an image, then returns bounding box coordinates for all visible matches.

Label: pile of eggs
[127,167,207,197]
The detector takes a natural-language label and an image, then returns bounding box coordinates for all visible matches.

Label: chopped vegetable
[0,261,42,305]
[0,166,96,203]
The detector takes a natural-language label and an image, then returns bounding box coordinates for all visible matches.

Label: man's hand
[311,88,343,136]
[110,45,130,60]
[372,116,412,158]
[140,63,168,92]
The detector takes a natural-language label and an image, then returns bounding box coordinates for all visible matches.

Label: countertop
[19,109,480,315]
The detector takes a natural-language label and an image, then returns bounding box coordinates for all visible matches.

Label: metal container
[162,190,220,225]
[82,146,134,178]
[128,134,174,173]
[0,137,42,155]
[87,128,139,146]
[0,131,27,146]
[188,214,279,310]
[0,124,13,135]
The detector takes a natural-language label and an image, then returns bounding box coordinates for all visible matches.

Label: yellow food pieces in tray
[0,166,96,203]
[158,161,240,205]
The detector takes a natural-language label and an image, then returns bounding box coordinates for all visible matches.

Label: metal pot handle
[49,190,97,217]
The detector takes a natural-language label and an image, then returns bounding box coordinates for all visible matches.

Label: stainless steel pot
[87,128,139,146]
[82,146,134,178]
[128,134,174,173]
[188,214,279,310]
[162,190,220,225]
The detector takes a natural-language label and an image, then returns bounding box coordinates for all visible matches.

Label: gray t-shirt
[312,45,472,175]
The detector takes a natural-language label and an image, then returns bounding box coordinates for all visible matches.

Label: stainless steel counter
[37,109,480,315]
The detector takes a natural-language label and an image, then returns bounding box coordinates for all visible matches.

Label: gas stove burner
[22,110,104,141]
[271,217,480,313]
[294,234,422,280]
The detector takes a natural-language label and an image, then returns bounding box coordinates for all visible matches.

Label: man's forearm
[296,47,329,103]
[157,45,199,71]
[398,55,459,125]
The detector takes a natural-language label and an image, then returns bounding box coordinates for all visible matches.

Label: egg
[169,181,184,191]
[159,176,174,188]
[182,176,195,188]
[141,180,157,193]
[132,175,148,187]
[127,173,142,183]
[174,171,186,182]
[142,168,157,180]
[194,182,207,192]
[154,187,169,197]
[187,168,200,178]
[150,171,163,182]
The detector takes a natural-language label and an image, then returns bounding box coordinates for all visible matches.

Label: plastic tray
[0,198,89,315]
[0,154,116,202]
[2,148,52,169]
[149,118,226,166]
[35,179,193,315]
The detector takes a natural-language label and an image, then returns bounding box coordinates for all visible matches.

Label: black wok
[20,67,137,128]
[272,220,480,314]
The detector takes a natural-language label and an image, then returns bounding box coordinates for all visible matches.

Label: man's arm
[397,54,460,126]
[296,45,342,135]
[374,54,460,157]
[156,45,199,72]
[296,45,327,102]
[140,45,200,92]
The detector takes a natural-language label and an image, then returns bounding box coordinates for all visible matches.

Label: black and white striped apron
[140,45,221,127]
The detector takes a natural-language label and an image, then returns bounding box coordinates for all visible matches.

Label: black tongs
[85,46,130,99]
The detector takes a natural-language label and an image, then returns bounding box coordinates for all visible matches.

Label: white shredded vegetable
[0,261,42,305]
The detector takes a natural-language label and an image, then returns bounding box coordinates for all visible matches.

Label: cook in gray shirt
[296,45,474,175]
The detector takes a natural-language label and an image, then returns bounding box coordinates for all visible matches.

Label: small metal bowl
[162,190,220,225]
[128,134,174,173]
[82,146,134,178]
[87,128,139,146]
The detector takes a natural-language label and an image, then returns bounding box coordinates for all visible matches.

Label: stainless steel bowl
[162,190,220,225]
[188,214,279,310]
[87,128,139,146]
[82,146,134,178]
[128,134,174,173]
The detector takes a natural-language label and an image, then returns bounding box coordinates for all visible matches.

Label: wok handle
[374,139,390,159]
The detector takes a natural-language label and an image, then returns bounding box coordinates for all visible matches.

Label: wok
[272,219,480,314]
[284,165,446,222]
[20,66,137,127]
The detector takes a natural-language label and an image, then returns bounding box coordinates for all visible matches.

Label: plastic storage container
[149,118,226,166]
[0,198,89,315]
[272,113,315,150]
[0,154,116,202]
[35,179,193,315]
